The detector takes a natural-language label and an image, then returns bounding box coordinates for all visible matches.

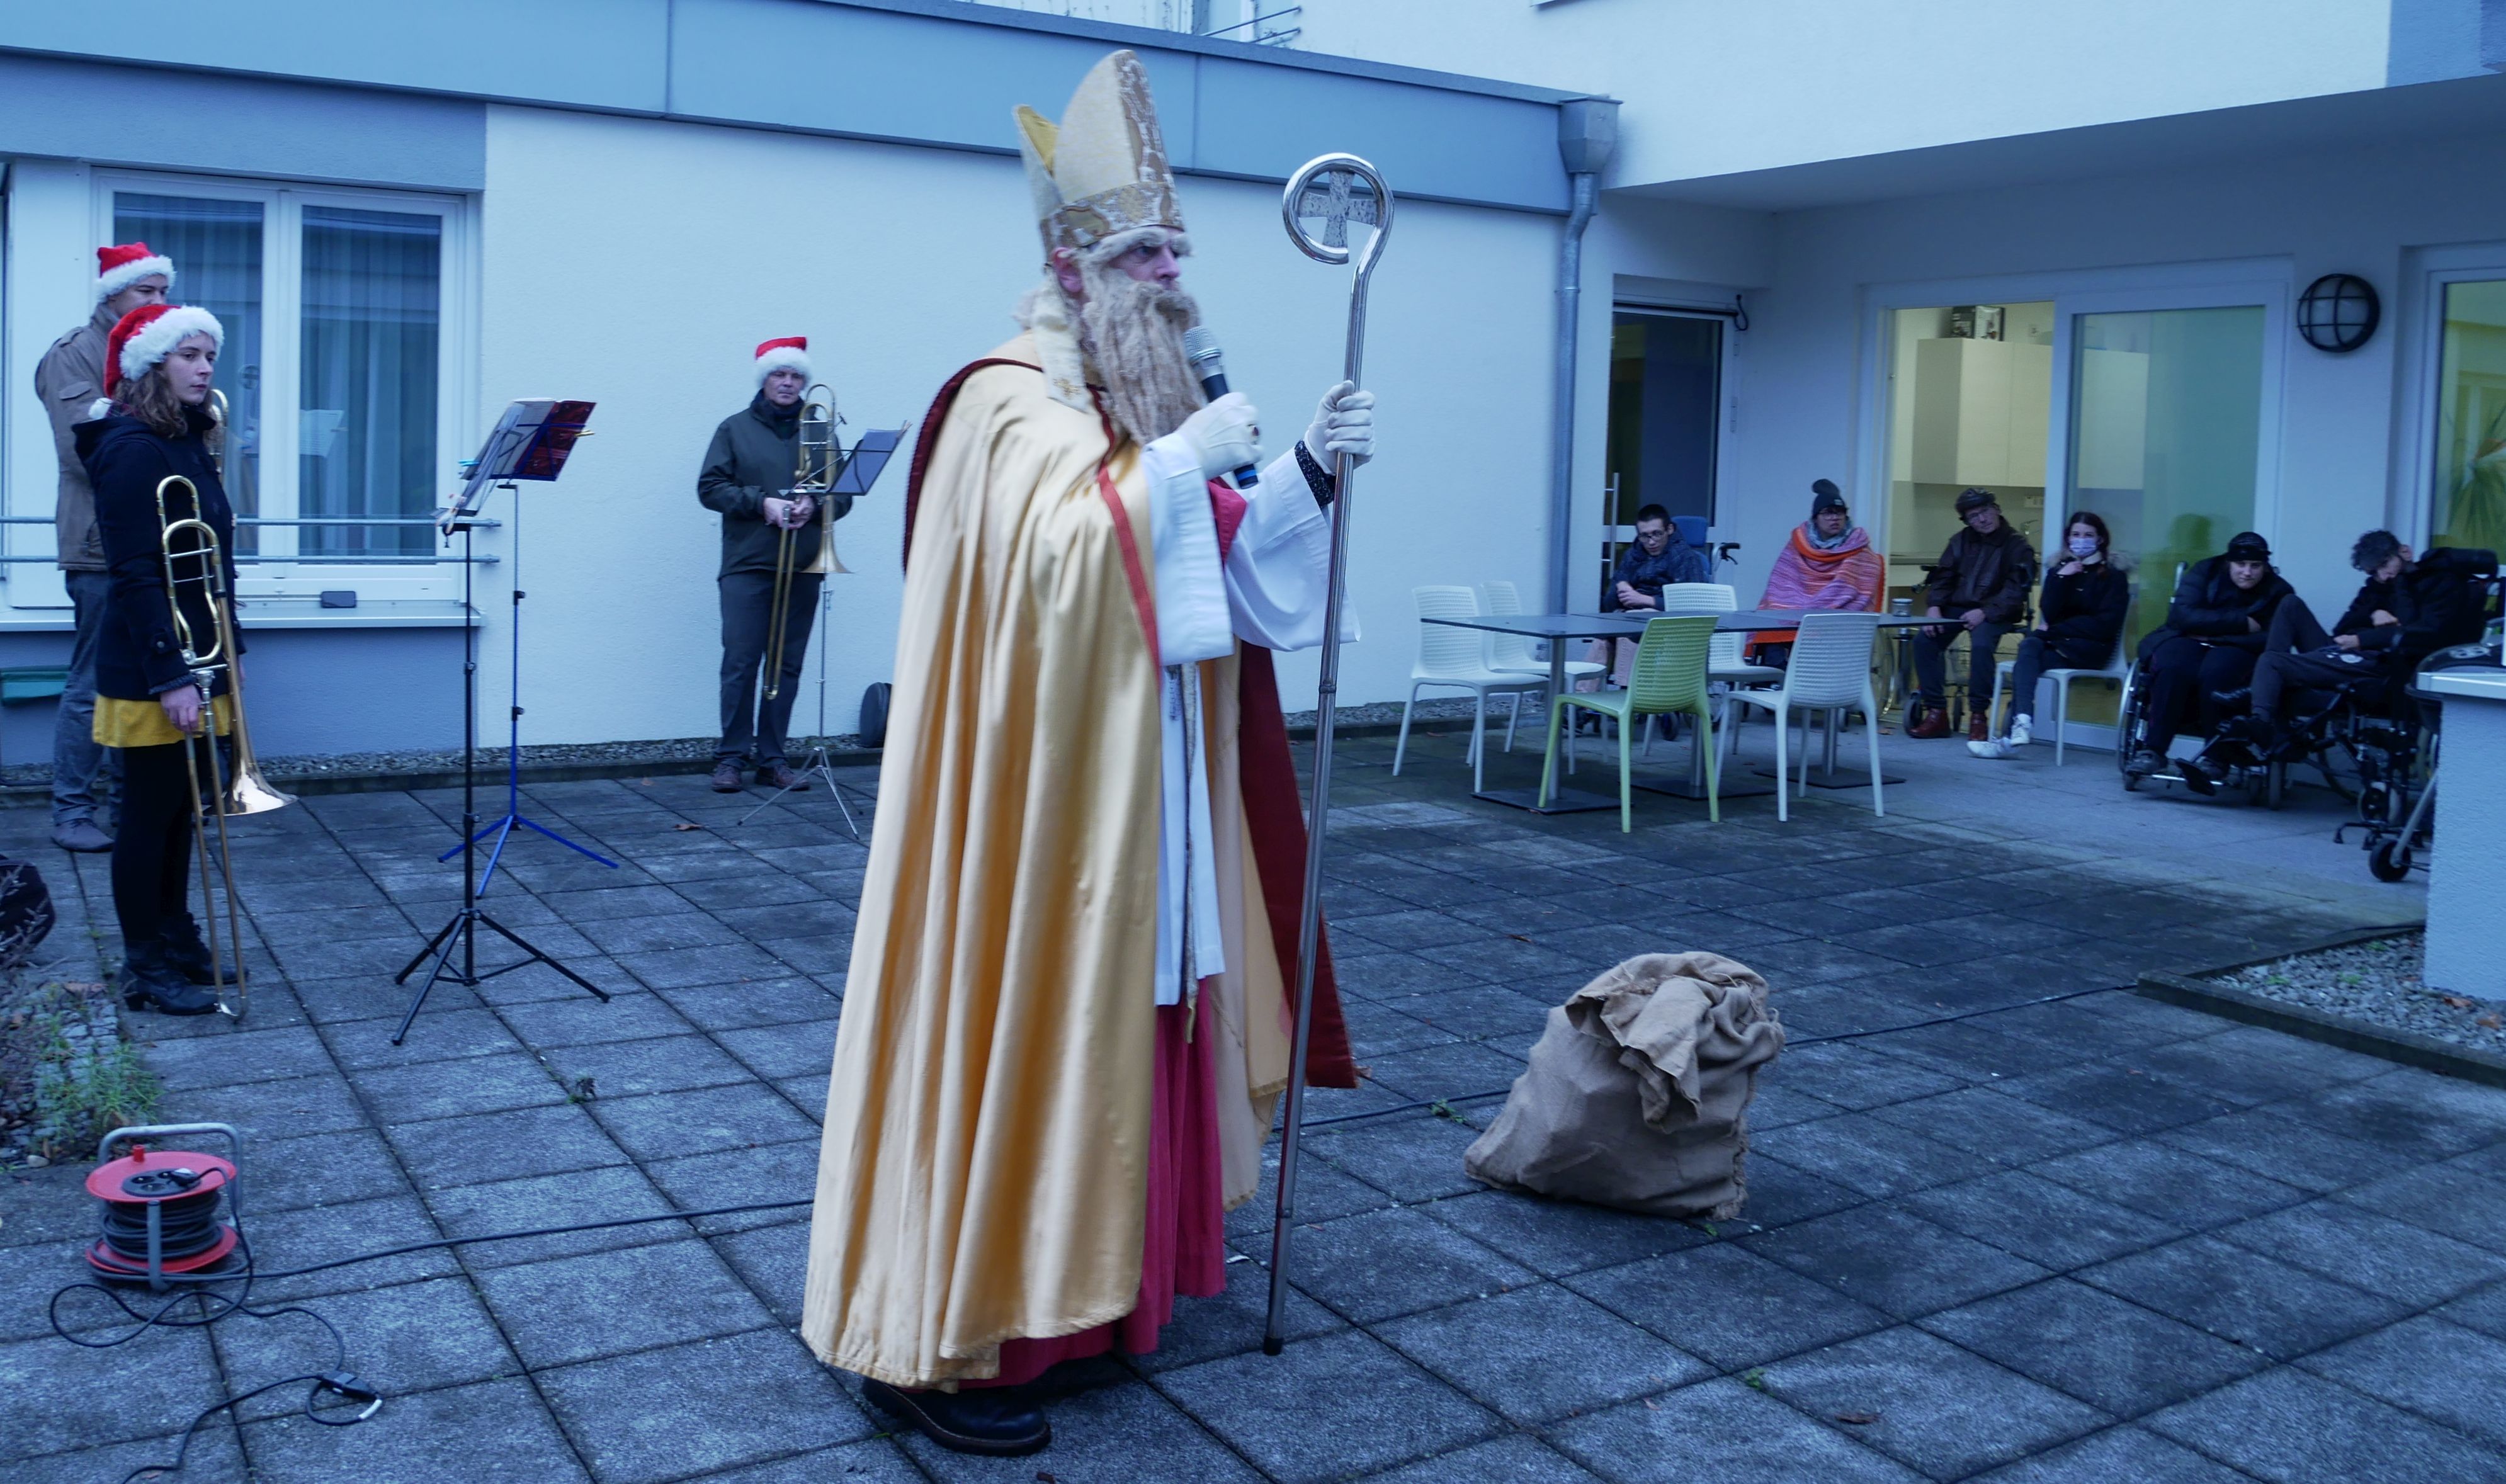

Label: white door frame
[2393,242,2506,551]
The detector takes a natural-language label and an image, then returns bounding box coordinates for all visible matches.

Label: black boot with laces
[160,911,241,987]
[121,939,217,1016]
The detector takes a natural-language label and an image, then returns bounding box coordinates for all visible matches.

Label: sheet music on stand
[443,399,596,533]
[829,426,904,499]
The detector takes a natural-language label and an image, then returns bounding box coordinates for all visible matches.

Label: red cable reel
[84,1123,242,1289]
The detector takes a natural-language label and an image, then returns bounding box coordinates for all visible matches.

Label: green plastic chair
[1538,615,1719,830]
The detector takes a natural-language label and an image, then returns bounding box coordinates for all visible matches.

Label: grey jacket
[33,303,116,572]
[697,394,852,577]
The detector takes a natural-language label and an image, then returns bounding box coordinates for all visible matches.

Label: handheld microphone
[1181,326,1259,488]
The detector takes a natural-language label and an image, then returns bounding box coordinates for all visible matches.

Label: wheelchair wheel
[2370,839,2413,883]
[2115,662,2145,784]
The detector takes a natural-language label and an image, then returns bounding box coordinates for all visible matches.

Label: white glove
[1301,381,1375,470]
[1176,392,1260,482]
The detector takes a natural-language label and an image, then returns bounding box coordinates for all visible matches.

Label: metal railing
[0,514,496,565]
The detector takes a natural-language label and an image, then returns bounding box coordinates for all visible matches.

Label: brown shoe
[1968,715,1990,743]
[1906,711,1952,739]
[758,762,811,792]
[710,759,746,793]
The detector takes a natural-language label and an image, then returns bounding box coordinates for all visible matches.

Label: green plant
[23,996,159,1160]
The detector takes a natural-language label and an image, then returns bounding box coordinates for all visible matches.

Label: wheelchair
[2114,648,2354,806]
[2332,638,2499,881]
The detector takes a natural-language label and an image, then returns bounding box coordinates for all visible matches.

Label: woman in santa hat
[74,302,242,1014]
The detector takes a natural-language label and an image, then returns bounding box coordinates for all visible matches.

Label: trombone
[764,383,848,700]
[154,473,290,1017]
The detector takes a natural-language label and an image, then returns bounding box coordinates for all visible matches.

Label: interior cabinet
[1910,337,2053,489]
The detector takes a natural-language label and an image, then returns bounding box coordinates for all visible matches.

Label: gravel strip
[2206,932,2506,1056]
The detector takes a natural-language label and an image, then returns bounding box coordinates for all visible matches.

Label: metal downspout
[1548,98,1619,611]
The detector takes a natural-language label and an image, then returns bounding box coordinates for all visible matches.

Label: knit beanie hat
[2223,531,2272,563]
[1810,479,1846,517]
[1953,487,1999,515]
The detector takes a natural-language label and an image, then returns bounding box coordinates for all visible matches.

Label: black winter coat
[2152,554,2293,654]
[2352,547,2498,665]
[1924,522,2035,623]
[697,394,854,577]
[2035,560,2129,649]
[74,405,240,705]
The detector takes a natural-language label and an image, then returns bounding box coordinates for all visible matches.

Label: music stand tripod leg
[477,912,612,1000]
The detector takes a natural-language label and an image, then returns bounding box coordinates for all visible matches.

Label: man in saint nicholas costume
[801,50,1373,1456]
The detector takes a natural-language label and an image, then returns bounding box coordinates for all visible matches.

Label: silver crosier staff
[1264,152,1392,1355]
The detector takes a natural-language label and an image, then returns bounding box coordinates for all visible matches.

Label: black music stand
[392,400,610,1045]
[741,424,906,836]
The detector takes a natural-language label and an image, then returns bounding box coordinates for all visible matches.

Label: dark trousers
[2007,633,2111,722]
[54,570,123,829]
[1910,620,2014,710]
[2252,598,2385,718]
[718,569,821,764]
[2140,637,2256,755]
[111,737,203,951]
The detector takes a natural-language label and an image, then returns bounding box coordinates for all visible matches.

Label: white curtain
[298,207,441,557]
[115,193,265,541]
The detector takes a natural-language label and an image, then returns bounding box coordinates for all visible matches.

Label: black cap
[1953,488,1998,515]
[1810,479,1846,516]
[2223,531,2272,563]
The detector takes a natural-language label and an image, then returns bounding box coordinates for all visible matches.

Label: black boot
[120,939,217,1016]
[160,911,242,987]
[862,1378,1050,1456]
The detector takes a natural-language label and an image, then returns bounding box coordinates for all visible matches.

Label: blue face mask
[2067,536,2101,559]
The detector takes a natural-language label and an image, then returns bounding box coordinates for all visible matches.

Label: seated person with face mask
[1969,511,2128,758]
[2186,530,2499,790]
[2125,531,2293,782]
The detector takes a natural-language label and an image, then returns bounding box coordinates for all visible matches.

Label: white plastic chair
[1987,582,2138,765]
[1655,582,1780,754]
[1394,586,1547,792]
[1480,579,1603,753]
[1728,612,1885,822]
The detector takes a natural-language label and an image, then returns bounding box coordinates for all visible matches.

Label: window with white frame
[98,171,470,598]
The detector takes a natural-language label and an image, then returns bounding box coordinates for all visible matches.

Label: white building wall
[1295,0,2396,189]
[477,104,1560,742]
[1607,127,2506,626]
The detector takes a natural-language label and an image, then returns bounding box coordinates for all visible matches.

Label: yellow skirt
[94,693,234,749]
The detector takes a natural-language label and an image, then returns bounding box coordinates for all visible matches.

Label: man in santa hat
[696,336,848,793]
[31,243,175,854]
[801,49,1374,1456]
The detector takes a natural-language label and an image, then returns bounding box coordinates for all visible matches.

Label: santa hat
[754,336,810,386]
[94,242,176,303]
[105,303,224,398]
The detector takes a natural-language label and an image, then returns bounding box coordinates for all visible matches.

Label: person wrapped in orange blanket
[1752,479,1885,660]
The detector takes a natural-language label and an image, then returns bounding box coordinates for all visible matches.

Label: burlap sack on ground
[1463,951,1783,1220]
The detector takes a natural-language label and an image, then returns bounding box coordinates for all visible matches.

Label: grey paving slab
[1375,1282,1709,1424]
[384,1102,629,1190]
[2209,1197,2506,1307]
[1902,1169,2187,1271]
[1549,1376,1924,1484]
[235,1193,466,1303]
[212,1274,516,1395]
[1970,1424,2262,1483]
[641,1138,819,1233]
[2029,1138,2310,1233]
[693,1439,923,1483]
[152,1068,372,1140]
[2276,1070,2506,1162]
[14,1429,249,1484]
[1917,1278,2271,1419]
[587,1081,820,1161]
[2145,1365,2506,1484]
[473,1238,772,1369]
[1567,1243,1894,1371]
[892,1374,1262,1483]
[499,990,696,1048]
[1419,1188,1715,1277]
[1741,1203,2053,1318]
[537,1328,873,1484]
[541,1031,754,1099]
[655,977,844,1031]
[0,1325,227,1458]
[244,1127,414,1213]
[1759,1325,2112,1478]
[1768,1042,1966,1112]
[2296,1315,2506,1451]
[419,1162,684,1268]
[2336,1157,2506,1254]
[1281,1206,1536,1323]
[352,1048,572,1124]
[1155,1327,1502,1484]
[244,1376,591,1484]
[2076,1234,2411,1360]
[1126,1269,1346,1373]
[1350,1434,1602,1483]
[1300,1115,1485,1203]
[1749,1110,2002,1199]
